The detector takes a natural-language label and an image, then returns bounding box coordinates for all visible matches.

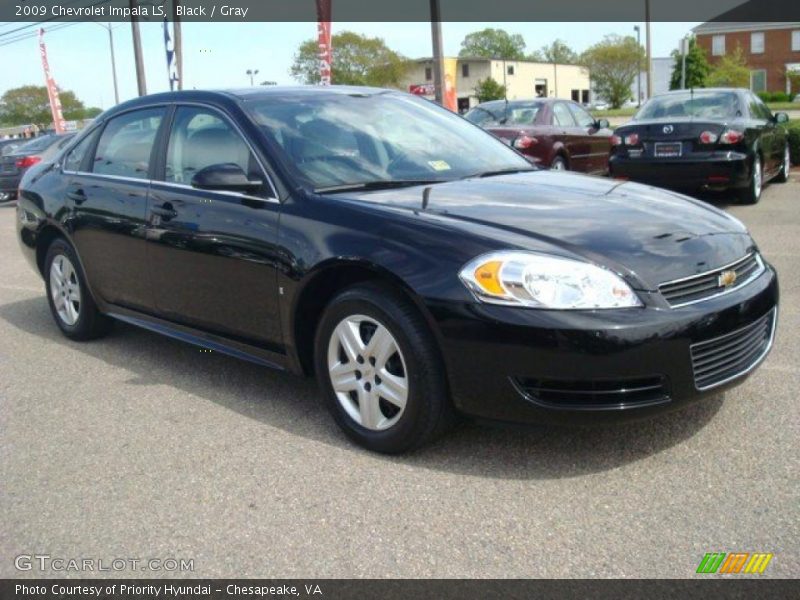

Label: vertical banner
[38,28,66,134]
[163,17,179,91]
[316,0,332,85]
[443,57,458,112]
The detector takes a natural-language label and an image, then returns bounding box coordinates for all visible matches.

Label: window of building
[461,63,470,78]
[92,108,165,179]
[571,90,580,102]
[712,35,725,56]
[425,67,432,81]
[751,32,764,54]
[507,65,515,76]
[581,90,590,104]
[792,30,800,51]
[750,69,767,93]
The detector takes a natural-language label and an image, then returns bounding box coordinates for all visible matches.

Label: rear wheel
[44,238,112,340]
[550,156,568,171]
[739,155,762,205]
[774,143,790,184]
[314,283,454,453]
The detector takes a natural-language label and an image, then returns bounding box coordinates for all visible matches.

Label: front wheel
[739,156,762,205]
[314,283,454,453]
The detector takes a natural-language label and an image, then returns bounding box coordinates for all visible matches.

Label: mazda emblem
[663,125,674,134]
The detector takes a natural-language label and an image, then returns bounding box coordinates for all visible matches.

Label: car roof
[654,87,748,96]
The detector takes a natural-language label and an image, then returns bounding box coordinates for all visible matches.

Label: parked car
[0,134,75,203]
[18,87,778,453]
[609,88,790,204]
[0,138,23,156]
[465,99,613,175]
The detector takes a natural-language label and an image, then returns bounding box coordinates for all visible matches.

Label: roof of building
[410,56,584,67]
[692,21,800,34]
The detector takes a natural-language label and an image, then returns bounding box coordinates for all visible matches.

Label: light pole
[96,23,120,105]
[634,25,641,107]
[246,69,259,86]
[681,36,689,89]
[645,0,652,102]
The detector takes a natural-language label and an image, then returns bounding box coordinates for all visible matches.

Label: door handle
[66,188,86,204]
[151,203,178,220]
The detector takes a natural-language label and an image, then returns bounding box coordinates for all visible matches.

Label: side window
[92,108,164,179]
[568,103,596,128]
[748,93,771,121]
[165,106,263,187]
[63,129,99,172]
[553,103,576,127]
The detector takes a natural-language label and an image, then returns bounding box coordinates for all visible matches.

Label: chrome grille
[659,254,764,308]
[690,309,776,390]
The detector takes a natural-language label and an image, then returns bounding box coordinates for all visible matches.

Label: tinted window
[165,106,263,186]
[505,102,542,125]
[553,103,576,127]
[92,108,164,179]
[636,92,742,120]
[747,92,772,120]
[64,130,99,172]
[568,102,596,128]
[464,103,506,126]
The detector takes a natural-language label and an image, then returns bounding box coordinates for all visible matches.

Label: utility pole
[173,0,183,90]
[130,0,147,96]
[96,23,119,105]
[634,25,641,107]
[681,36,688,89]
[429,0,445,106]
[645,0,652,102]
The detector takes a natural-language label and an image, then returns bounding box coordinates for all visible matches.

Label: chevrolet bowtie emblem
[718,270,737,288]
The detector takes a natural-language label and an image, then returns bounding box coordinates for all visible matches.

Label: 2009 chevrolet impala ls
[17,87,778,453]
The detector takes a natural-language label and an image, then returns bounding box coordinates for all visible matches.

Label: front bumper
[432,265,778,426]
[609,151,750,191]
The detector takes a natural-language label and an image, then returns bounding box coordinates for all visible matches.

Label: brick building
[693,22,800,95]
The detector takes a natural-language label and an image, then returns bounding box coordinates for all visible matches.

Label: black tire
[739,155,763,205]
[774,143,790,184]
[313,282,454,453]
[44,238,112,341]
[550,155,568,171]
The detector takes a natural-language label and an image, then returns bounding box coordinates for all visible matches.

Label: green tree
[474,77,507,103]
[580,35,645,109]
[290,31,409,86]
[707,46,750,88]
[0,85,91,128]
[459,28,526,60]
[669,37,711,90]
[537,40,578,64]
[787,69,800,97]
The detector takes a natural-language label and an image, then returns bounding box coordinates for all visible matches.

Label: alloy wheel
[49,254,82,326]
[326,314,408,431]
[753,158,762,198]
[784,145,791,178]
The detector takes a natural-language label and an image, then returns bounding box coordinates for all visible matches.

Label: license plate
[654,142,682,157]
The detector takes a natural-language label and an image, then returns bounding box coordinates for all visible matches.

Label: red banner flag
[38,29,66,134]
[316,0,332,85]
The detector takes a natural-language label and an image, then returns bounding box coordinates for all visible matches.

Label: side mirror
[191,163,262,193]
[596,118,610,130]
[774,112,789,124]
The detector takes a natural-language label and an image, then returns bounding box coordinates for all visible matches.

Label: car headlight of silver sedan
[459,251,642,309]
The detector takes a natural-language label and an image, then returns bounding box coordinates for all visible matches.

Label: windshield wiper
[463,167,537,179]
[314,179,444,193]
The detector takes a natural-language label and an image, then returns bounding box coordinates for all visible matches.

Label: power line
[0,22,83,48]
[0,0,112,40]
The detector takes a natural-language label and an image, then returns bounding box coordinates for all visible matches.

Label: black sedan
[17,87,778,453]
[609,88,790,204]
[1,134,75,203]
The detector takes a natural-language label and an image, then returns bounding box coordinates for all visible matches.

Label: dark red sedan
[465,99,613,175]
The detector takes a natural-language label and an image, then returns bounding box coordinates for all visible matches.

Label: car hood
[343,171,754,290]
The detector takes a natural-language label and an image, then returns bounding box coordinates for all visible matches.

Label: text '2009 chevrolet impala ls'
[17,87,778,453]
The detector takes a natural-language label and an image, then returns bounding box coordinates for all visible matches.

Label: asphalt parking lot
[1,177,798,579]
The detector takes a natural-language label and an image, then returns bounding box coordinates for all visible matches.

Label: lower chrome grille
[690,309,776,390]
[512,375,669,410]
[659,253,764,308]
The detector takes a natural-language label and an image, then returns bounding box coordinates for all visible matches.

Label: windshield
[245,91,531,190]
[635,91,742,120]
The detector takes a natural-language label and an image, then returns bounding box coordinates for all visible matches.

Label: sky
[0,21,700,110]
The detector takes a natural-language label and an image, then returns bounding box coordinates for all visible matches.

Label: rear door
[568,102,611,174]
[145,104,283,349]
[552,101,588,171]
[746,92,780,175]
[66,107,167,311]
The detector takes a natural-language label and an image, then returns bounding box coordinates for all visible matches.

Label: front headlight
[459,251,642,309]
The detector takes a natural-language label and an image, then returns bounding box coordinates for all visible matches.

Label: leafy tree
[474,77,506,103]
[580,35,645,109]
[707,46,750,88]
[459,28,526,60]
[536,40,578,64]
[669,37,711,90]
[0,85,92,128]
[787,69,800,97]
[290,31,409,86]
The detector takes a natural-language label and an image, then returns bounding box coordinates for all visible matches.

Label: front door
[146,104,283,350]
